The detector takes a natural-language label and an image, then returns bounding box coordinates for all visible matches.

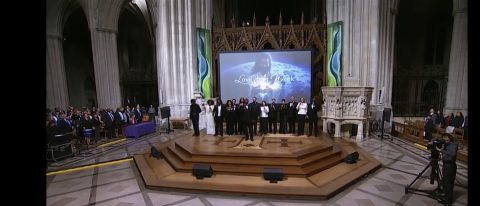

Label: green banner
[197,28,212,99]
[327,22,343,86]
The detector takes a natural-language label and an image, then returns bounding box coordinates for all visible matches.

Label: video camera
[426,138,445,160]
[427,138,445,150]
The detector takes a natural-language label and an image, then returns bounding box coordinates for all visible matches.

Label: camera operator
[441,133,458,205]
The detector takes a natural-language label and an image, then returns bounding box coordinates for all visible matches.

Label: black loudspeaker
[150,146,161,159]
[263,168,284,183]
[192,164,213,179]
[344,152,359,164]
[160,106,171,119]
[383,108,392,122]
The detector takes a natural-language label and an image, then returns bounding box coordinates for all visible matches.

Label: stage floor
[134,133,381,200]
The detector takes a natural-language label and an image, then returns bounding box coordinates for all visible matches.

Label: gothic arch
[117,0,158,107]
[47,0,82,36]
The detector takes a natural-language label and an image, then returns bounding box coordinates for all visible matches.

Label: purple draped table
[123,122,156,138]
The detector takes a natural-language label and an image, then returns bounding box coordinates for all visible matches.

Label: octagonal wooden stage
[134,133,381,200]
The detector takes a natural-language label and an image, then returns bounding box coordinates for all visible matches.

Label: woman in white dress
[204,99,215,135]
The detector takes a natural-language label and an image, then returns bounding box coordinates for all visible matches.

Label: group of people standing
[190,96,320,141]
[423,107,467,141]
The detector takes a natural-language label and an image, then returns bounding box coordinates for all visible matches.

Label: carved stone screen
[321,86,373,139]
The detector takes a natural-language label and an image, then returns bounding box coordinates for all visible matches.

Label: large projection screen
[218,50,312,103]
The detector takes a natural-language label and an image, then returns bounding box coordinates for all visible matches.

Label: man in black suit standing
[134,104,142,123]
[269,98,278,134]
[424,108,435,141]
[240,98,254,141]
[248,97,260,135]
[213,99,225,136]
[287,96,298,134]
[232,99,238,135]
[190,99,201,136]
[101,109,115,139]
[114,107,125,136]
[307,97,319,136]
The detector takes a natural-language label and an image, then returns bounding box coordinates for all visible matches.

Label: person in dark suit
[452,112,464,128]
[240,98,254,141]
[225,100,236,135]
[237,98,245,135]
[114,107,125,137]
[213,99,225,136]
[101,109,115,139]
[441,133,458,205]
[287,96,298,134]
[424,111,435,141]
[307,97,319,136]
[232,99,238,135]
[57,114,73,134]
[92,111,103,141]
[134,104,142,123]
[268,98,278,134]
[248,97,260,135]
[190,99,201,136]
[279,99,288,134]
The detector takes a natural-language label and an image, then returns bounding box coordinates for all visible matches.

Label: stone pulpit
[321,87,373,139]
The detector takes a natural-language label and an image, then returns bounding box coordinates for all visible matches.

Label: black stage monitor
[150,146,161,159]
[264,168,284,183]
[160,106,171,119]
[192,164,213,179]
[383,108,392,122]
[344,152,359,164]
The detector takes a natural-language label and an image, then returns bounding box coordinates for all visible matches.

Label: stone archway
[117,2,158,108]
[62,6,96,107]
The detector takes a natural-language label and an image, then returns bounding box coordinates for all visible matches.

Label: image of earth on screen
[219,50,312,102]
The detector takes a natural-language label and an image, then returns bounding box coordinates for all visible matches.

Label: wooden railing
[391,121,467,162]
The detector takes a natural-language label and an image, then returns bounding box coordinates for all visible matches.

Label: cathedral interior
[46,0,468,205]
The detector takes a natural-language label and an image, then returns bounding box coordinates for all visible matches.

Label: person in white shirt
[260,101,270,135]
[296,97,308,136]
[204,99,215,135]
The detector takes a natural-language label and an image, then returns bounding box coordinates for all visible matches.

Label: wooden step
[293,144,335,159]
[168,143,340,167]
[298,147,341,166]
[175,162,308,177]
[302,153,344,176]
[161,147,186,171]
[168,145,299,166]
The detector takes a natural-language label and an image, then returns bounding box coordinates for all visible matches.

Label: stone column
[326,0,397,108]
[156,0,212,118]
[326,0,380,99]
[377,0,398,108]
[46,33,70,110]
[90,28,122,109]
[356,121,364,139]
[323,119,328,133]
[444,0,468,116]
[334,121,341,138]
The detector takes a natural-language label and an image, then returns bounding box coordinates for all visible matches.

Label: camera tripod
[405,153,446,204]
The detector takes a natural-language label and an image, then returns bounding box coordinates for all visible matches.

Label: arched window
[422,80,439,108]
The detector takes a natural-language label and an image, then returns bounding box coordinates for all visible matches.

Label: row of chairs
[432,126,466,144]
